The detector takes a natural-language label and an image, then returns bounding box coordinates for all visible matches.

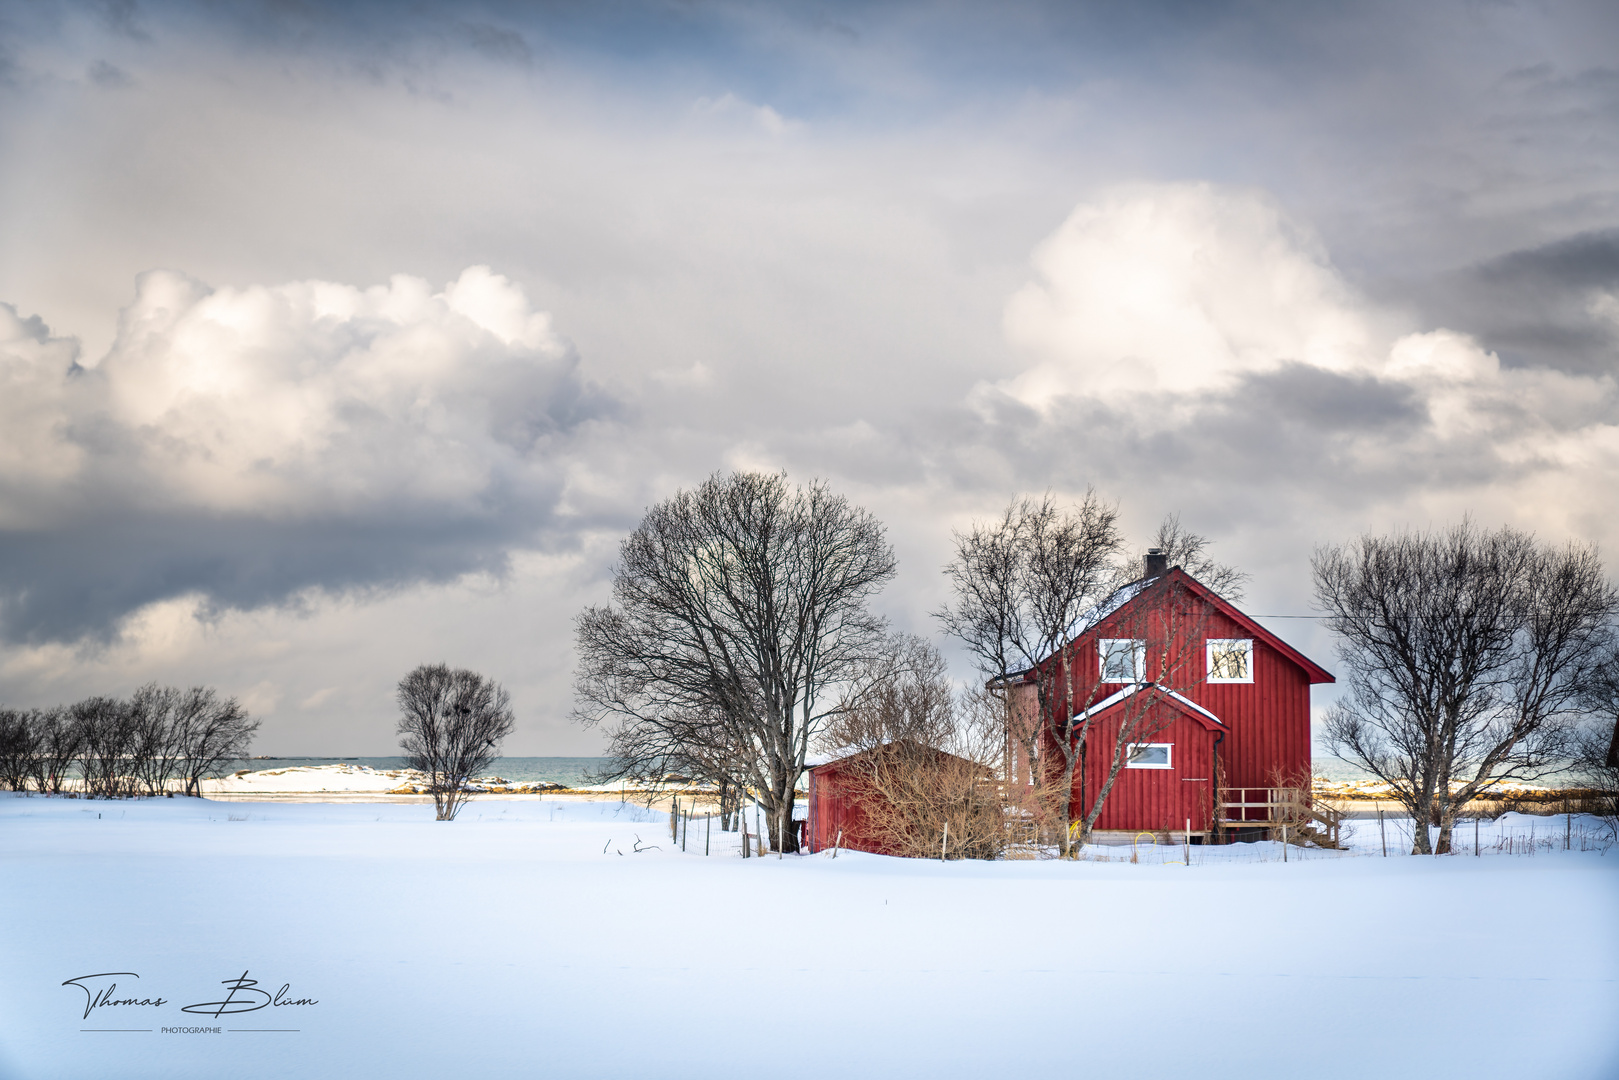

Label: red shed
[804,742,987,856]
[1014,556,1335,841]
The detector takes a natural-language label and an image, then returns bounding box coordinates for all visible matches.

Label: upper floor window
[1099,638,1146,683]
[1207,638,1253,683]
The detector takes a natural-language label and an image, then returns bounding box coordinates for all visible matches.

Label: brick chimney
[1143,547,1169,579]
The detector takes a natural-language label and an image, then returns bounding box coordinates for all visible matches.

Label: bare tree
[28,707,81,794]
[397,664,516,821]
[0,707,36,791]
[936,491,1123,854]
[821,635,1008,859]
[75,696,138,798]
[173,688,259,797]
[129,684,186,797]
[1138,513,1250,602]
[574,471,896,853]
[1572,648,1619,839]
[1316,522,1618,854]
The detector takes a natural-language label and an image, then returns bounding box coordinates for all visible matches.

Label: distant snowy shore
[198,762,710,801]
[203,763,1587,805]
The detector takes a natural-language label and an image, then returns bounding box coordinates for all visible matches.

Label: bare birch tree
[574,471,896,853]
[936,491,1123,854]
[1139,513,1250,602]
[397,664,516,821]
[1316,522,1618,854]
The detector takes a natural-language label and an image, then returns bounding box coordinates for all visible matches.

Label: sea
[240,756,612,788]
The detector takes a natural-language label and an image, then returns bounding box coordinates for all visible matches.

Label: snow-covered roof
[803,747,859,769]
[1071,578,1154,637]
[1072,682,1225,727]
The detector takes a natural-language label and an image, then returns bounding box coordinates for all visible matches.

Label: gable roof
[806,739,990,774]
[1061,567,1336,685]
[1075,682,1227,731]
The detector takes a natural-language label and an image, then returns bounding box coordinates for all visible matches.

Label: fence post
[706,811,711,857]
[941,820,949,862]
[1379,809,1386,857]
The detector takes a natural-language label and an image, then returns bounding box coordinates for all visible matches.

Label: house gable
[1075,568,1333,686]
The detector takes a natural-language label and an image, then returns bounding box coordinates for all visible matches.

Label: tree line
[575,470,1619,857]
[0,684,258,798]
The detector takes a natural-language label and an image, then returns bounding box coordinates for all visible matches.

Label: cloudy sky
[1,0,1616,754]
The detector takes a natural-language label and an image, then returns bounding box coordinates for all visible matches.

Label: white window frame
[1098,638,1146,683]
[1126,742,1173,770]
[1206,638,1254,683]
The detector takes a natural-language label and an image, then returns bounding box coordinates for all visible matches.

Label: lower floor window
[1126,743,1172,769]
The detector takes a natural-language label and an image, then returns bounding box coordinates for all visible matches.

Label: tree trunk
[763,788,800,853]
[1081,742,1132,840]
[1435,809,1455,855]
[1408,800,1432,855]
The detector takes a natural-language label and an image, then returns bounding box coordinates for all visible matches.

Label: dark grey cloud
[1412,229,1619,376]
[458,22,533,68]
[0,505,579,646]
[86,59,132,87]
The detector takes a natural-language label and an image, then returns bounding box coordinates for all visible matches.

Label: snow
[1071,578,1153,637]
[1073,681,1225,725]
[199,764,566,797]
[2,792,1616,1080]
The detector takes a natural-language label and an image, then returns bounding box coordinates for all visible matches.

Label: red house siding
[1075,705,1219,834]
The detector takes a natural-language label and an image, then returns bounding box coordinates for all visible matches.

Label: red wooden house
[1009,551,1335,841]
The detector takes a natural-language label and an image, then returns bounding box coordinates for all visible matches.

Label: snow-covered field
[2,793,1616,1080]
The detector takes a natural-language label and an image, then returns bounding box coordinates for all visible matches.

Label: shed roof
[807,739,989,774]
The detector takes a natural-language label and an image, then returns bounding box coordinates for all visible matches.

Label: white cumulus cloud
[0,267,610,641]
[979,182,1619,541]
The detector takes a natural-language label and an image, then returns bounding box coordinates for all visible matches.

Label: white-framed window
[1126,743,1173,769]
[1099,638,1146,683]
[1206,638,1254,683]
